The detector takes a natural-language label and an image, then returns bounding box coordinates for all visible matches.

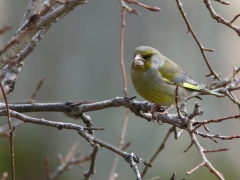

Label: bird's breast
[131,69,189,106]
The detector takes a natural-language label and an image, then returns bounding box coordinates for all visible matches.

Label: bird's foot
[151,105,172,124]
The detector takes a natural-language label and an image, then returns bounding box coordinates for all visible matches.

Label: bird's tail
[200,88,224,97]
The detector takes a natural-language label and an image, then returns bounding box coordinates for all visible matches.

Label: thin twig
[119,0,139,14]
[0,25,12,35]
[5,109,150,169]
[203,148,228,153]
[109,109,130,180]
[125,0,161,12]
[47,142,91,180]
[120,8,128,96]
[141,126,175,178]
[195,131,240,141]
[177,0,240,114]
[231,13,240,23]
[84,144,99,179]
[45,157,51,179]
[175,86,185,120]
[0,82,15,180]
[214,0,230,5]
[183,141,194,153]
[193,114,240,126]
[188,132,224,179]
[40,0,56,16]
[187,162,205,175]
[0,121,24,137]
[177,129,184,138]
[204,0,240,35]
[30,77,46,102]
[176,0,219,79]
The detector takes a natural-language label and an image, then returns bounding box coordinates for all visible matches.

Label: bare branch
[0,97,184,127]
[193,114,240,126]
[78,128,151,167]
[195,131,240,141]
[1,109,150,169]
[176,0,218,79]
[214,0,230,5]
[204,0,240,35]
[188,133,224,180]
[84,144,99,179]
[203,148,228,153]
[125,153,142,180]
[0,0,86,70]
[19,0,45,28]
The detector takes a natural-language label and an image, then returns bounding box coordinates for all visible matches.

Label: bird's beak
[133,54,144,66]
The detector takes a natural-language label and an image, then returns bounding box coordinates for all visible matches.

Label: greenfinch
[130,46,222,111]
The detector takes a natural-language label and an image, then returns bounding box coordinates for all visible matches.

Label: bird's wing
[158,58,201,91]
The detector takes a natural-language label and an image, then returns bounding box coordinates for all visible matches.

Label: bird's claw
[151,105,172,124]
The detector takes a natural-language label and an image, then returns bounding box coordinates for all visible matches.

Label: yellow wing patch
[163,78,172,84]
[182,82,200,90]
[163,78,200,91]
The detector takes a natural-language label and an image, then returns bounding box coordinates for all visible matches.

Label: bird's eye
[143,54,151,59]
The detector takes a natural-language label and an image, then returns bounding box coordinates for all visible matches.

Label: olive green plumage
[130,46,221,106]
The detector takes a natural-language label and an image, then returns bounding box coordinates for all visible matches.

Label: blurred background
[0,0,240,179]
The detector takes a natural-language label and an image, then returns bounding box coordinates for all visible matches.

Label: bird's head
[132,46,162,72]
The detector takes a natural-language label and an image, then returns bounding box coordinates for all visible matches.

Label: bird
[130,46,222,119]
